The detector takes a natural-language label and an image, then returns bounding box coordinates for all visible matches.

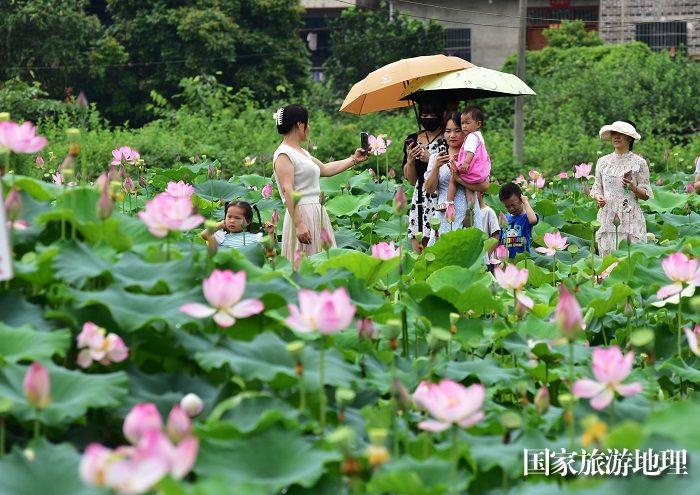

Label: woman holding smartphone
[590,120,652,256]
[403,99,446,252]
[273,104,368,259]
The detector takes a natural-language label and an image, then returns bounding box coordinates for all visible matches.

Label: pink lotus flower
[445,203,456,224]
[285,287,356,335]
[262,183,273,199]
[165,180,194,198]
[0,121,47,153]
[534,177,545,189]
[123,403,163,445]
[76,322,129,368]
[653,252,700,306]
[498,212,509,228]
[558,172,569,179]
[494,264,533,309]
[138,193,204,238]
[23,362,51,409]
[574,163,593,180]
[356,318,378,339]
[368,134,387,155]
[111,146,140,166]
[573,346,642,410]
[684,324,700,356]
[52,172,63,185]
[412,380,485,432]
[528,170,541,180]
[534,385,549,415]
[76,91,89,110]
[686,182,694,194]
[167,405,192,443]
[554,284,584,339]
[514,175,525,185]
[96,182,114,220]
[535,231,569,256]
[368,168,376,178]
[181,269,264,328]
[489,244,508,265]
[371,241,399,260]
[180,393,204,417]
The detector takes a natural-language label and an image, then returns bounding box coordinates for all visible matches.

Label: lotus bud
[96,184,113,220]
[76,91,88,110]
[390,377,411,411]
[499,212,509,228]
[388,168,396,179]
[445,203,456,224]
[623,297,634,317]
[0,112,9,121]
[428,216,441,231]
[123,403,163,444]
[4,187,22,221]
[262,183,273,199]
[207,164,216,178]
[123,175,135,193]
[271,209,280,225]
[138,175,147,189]
[35,155,45,169]
[23,362,51,409]
[368,167,375,177]
[356,318,376,339]
[179,393,204,417]
[555,284,584,340]
[335,388,356,410]
[167,405,192,442]
[320,228,333,251]
[582,182,590,196]
[612,213,621,227]
[285,340,305,360]
[534,385,550,415]
[686,182,694,194]
[291,191,302,205]
[392,185,407,214]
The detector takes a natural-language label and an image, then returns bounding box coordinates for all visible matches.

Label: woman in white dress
[590,120,653,256]
[273,104,368,259]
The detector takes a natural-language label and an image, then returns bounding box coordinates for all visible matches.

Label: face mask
[420,117,441,132]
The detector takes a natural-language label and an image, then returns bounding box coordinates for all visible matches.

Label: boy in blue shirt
[498,183,539,258]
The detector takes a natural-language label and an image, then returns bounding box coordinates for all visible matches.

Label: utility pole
[514,0,527,164]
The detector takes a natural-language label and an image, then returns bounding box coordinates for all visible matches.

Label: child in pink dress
[442,105,491,212]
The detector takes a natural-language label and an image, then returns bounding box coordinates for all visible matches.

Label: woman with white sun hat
[590,120,653,256]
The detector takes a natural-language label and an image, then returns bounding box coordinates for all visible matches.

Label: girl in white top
[272,104,368,259]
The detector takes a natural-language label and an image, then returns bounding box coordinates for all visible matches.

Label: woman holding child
[272,104,368,259]
[590,120,652,257]
[424,111,489,245]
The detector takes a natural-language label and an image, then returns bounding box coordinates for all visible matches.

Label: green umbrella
[399,66,536,102]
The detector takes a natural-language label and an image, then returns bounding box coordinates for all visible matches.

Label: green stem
[609,396,615,427]
[319,341,326,434]
[401,306,409,358]
[298,368,306,414]
[678,302,687,366]
[0,417,5,458]
[33,413,40,439]
[568,341,575,451]
[451,426,459,495]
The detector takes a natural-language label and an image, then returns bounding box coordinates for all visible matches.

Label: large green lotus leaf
[196,427,340,493]
[646,188,689,213]
[426,265,485,291]
[0,323,70,364]
[533,198,558,217]
[319,170,355,193]
[466,429,553,477]
[0,439,104,495]
[195,331,359,390]
[0,290,53,331]
[12,244,60,287]
[373,217,402,239]
[111,253,197,291]
[122,367,222,418]
[52,241,113,287]
[3,175,61,201]
[333,227,366,249]
[316,250,399,286]
[442,356,522,387]
[324,193,372,217]
[581,283,635,317]
[204,392,300,435]
[0,363,128,426]
[54,186,101,223]
[645,400,700,450]
[68,286,200,332]
[194,179,248,202]
[661,358,700,384]
[367,456,453,495]
[424,228,485,272]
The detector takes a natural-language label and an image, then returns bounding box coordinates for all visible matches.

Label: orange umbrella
[339,54,474,115]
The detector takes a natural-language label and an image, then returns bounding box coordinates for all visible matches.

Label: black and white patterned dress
[406,135,440,240]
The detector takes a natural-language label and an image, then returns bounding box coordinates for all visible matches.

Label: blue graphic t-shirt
[500,212,539,258]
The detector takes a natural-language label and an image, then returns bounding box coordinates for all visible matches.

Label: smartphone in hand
[436,138,448,155]
[361,132,369,156]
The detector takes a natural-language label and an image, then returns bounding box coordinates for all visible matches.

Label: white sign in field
[0,187,13,281]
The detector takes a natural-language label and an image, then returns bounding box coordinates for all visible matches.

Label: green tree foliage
[324,5,445,94]
[0,0,126,104]
[104,0,310,124]
[543,19,603,49]
[484,41,700,177]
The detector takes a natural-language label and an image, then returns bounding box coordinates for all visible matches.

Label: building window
[635,21,687,52]
[444,28,471,61]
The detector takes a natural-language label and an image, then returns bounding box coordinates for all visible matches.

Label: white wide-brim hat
[599,121,641,141]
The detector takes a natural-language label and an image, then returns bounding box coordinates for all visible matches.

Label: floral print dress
[590,151,653,256]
